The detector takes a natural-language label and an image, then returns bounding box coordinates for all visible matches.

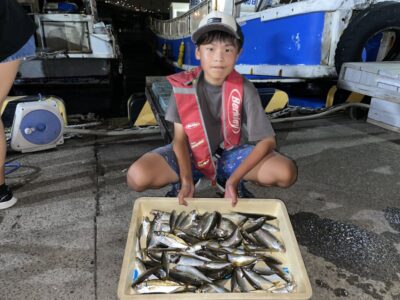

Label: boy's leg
[127,144,203,193]
[127,144,179,192]
[243,150,297,188]
[217,144,297,189]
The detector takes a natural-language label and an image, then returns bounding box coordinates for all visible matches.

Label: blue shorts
[152,144,254,183]
[0,36,36,64]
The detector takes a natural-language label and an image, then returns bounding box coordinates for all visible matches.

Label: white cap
[192,11,241,44]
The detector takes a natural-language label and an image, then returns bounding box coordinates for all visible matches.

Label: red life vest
[167,66,243,182]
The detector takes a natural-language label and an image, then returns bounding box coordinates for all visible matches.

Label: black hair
[196,28,244,50]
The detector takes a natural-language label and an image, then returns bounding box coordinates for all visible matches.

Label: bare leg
[127,153,179,192]
[244,151,297,188]
[0,60,21,185]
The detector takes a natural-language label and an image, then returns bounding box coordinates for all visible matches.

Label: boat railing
[150,0,212,38]
[149,0,288,38]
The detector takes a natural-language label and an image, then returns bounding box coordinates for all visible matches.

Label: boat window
[17,0,40,13]
[41,20,91,53]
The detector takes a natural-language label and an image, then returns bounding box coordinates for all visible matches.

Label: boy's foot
[0,185,17,209]
[165,178,202,197]
[216,177,255,199]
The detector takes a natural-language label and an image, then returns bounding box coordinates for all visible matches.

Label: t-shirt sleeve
[165,92,181,124]
[242,79,275,141]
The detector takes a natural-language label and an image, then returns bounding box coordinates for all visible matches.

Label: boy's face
[195,40,240,86]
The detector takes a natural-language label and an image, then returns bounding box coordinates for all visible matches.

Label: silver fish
[252,259,276,275]
[195,249,226,262]
[150,210,171,222]
[174,211,187,229]
[220,228,243,248]
[139,217,151,251]
[230,270,240,292]
[242,216,268,233]
[132,265,161,286]
[186,240,209,253]
[202,266,233,280]
[174,228,201,245]
[238,212,276,221]
[222,246,246,255]
[262,222,280,233]
[222,213,247,226]
[178,209,198,229]
[252,228,286,252]
[208,227,228,239]
[271,281,296,293]
[174,253,210,267]
[271,265,292,283]
[219,217,237,237]
[170,265,212,285]
[202,261,231,270]
[200,211,219,238]
[242,230,259,245]
[227,254,257,267]
[263,273,287,289]
[161,252,170,278]
[135,236,142,260]
[198,283,229,293]
[242,268,275,290]
[132,257,147,282]
[135,279,190,294]
[258,254,283,265]
[234,268,255,292]
[169,210,177,233]
[154,231,189,249]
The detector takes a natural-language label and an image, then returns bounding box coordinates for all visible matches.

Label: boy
[127,11,297,207]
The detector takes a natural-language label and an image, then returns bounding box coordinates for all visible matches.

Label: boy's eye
[225,48,235,53]
[206,47,213,51]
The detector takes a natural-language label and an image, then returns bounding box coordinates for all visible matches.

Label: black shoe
[0,185,17,209]
[165,178,202,197]
[165,183,179,197]
[216,177,255,199]
[237,183,255,198]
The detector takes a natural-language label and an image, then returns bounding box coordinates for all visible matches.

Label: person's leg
[243,151,297,188]
[217,144,297,195]
[0,60,21,184]
[0,60,21,209]
[127,151,179,192]
[127,143,204,196]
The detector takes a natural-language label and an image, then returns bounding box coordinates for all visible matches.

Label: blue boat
[150,0,400,82]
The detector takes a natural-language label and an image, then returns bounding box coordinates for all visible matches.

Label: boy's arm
[172,122,194,206]
[225,137,276,206]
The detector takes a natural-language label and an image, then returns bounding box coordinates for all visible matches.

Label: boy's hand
[224,179,238,207]
[178,182,195,206]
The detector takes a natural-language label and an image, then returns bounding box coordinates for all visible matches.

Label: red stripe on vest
[167,67,243,181]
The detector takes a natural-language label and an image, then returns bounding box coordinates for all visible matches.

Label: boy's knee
[279,160,297,188]
[126,164,147,192]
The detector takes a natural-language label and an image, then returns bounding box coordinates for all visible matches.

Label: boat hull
[153,11,333,80]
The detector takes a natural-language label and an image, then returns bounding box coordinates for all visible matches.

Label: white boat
[150,0,400,82]
[14,0,121,106]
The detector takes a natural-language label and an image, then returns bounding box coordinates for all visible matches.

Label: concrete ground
[0,113,399,300]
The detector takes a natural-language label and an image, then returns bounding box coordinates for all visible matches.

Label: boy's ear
[195,46,201,60]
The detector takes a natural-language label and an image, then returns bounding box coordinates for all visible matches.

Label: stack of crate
[338,62,400,132]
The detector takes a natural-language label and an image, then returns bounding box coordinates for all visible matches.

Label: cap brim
[192,24,240,43]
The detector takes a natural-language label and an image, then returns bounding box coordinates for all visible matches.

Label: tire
[335,1,400,75]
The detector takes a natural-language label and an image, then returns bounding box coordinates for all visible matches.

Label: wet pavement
[0,114,399,299]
